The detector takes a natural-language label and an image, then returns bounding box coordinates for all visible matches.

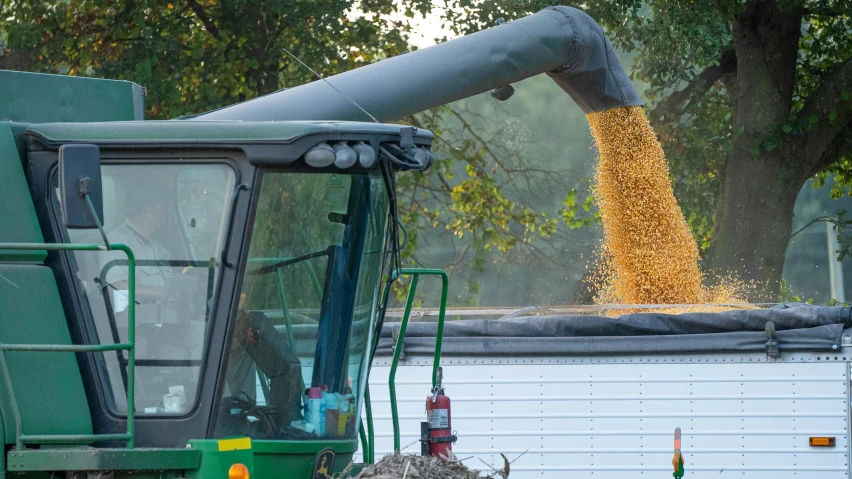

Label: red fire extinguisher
[422,367,457,458]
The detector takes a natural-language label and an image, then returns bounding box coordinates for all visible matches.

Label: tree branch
[186,0,222,40]
[648,52,697,95]
[649,48,737,124]
[808,123,852,178]
[801,6,850,18]
[795,56,852,173]
[789,215,833,240]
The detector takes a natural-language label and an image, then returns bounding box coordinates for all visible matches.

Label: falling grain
[588,106,703,304]
[587,106,751,310]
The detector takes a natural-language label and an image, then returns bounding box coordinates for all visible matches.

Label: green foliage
[815,161,852,199]
[1,0,584,306]
[777,278,826,305]
[0,0,425,118]
[657,88,732,250]
[410,106,575,249]
[829,209,852,261]
[397,102,596,304]
[634,0,851,250]
[8,0,849,303]
[790,204,852,264]
[442,0,852,260]
[560,186,600,229]
[777,278,803,302]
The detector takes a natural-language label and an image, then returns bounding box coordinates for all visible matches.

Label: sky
[402,6,457,48]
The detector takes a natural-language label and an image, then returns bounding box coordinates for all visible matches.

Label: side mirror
[59,144,104,229]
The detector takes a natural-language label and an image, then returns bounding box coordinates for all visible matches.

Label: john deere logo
[326,175,344,189]
[312,448,335,479]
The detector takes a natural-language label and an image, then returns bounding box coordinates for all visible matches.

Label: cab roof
[26,120,432,145]
[25,120,433,167]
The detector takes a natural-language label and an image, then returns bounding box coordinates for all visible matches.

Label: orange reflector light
[809,437,836,447]
[229,463,250,479]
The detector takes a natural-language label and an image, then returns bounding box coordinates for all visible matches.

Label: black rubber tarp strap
[373,306,852,356]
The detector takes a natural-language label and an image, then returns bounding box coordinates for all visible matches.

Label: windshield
[61,163,236,415]
[215,170,389,440]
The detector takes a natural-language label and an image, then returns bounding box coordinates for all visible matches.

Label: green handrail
[358,419,370,463]
[388,268,448,452]
[360,277,395,462]
[0,242,136,450]
[363,383,375,463]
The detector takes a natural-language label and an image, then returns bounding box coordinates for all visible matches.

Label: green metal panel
[0,70,144,123]
[8,448,201,472]
[252,440,355,479]
[110,473,186,479]
[0,417,4,479]
[186,439,356,479]
[0,124,46,263]
[7,123,28,161]
[186,439,254,479]
[251,440,357,455]
[25,120,433,146]
[0,242,135,452]
[0,265,92,444]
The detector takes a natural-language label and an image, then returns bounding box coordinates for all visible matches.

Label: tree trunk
[705,0,803,301]
[707,154,802,300]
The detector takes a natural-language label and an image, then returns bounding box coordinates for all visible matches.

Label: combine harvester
[0,5,845,479]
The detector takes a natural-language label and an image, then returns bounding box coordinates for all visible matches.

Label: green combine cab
[0,70,440,479]
[0,5,645,476]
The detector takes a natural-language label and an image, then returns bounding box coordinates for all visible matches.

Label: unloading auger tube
[197,6,642,122]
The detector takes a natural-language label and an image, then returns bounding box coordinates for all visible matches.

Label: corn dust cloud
[587,106,748,309]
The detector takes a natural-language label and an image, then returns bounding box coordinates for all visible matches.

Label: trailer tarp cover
[375,305,852,356]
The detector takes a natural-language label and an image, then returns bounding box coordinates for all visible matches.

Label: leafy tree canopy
[1,0,588,305]
[442,0,852,299]
[6,0,847,301]
[1,0,427,118]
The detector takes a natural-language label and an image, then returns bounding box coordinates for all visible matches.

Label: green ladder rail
[0,242,136,451]
[358,268,448,462]
[387,268,448,453]
[358,383,374,464]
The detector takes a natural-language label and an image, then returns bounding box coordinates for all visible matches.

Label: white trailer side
[361,349,851,478]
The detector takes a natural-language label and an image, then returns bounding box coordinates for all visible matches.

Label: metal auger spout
[197,6,642,122]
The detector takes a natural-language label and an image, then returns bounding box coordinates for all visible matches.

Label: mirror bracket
[79,177,92,196]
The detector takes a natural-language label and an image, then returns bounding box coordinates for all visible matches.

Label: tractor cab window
[58,163,236,415]
[215,170,388,440]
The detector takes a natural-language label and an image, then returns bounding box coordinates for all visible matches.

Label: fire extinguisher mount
[422,367,458,457]
[420,423,459,456]
[431,366,444,402]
